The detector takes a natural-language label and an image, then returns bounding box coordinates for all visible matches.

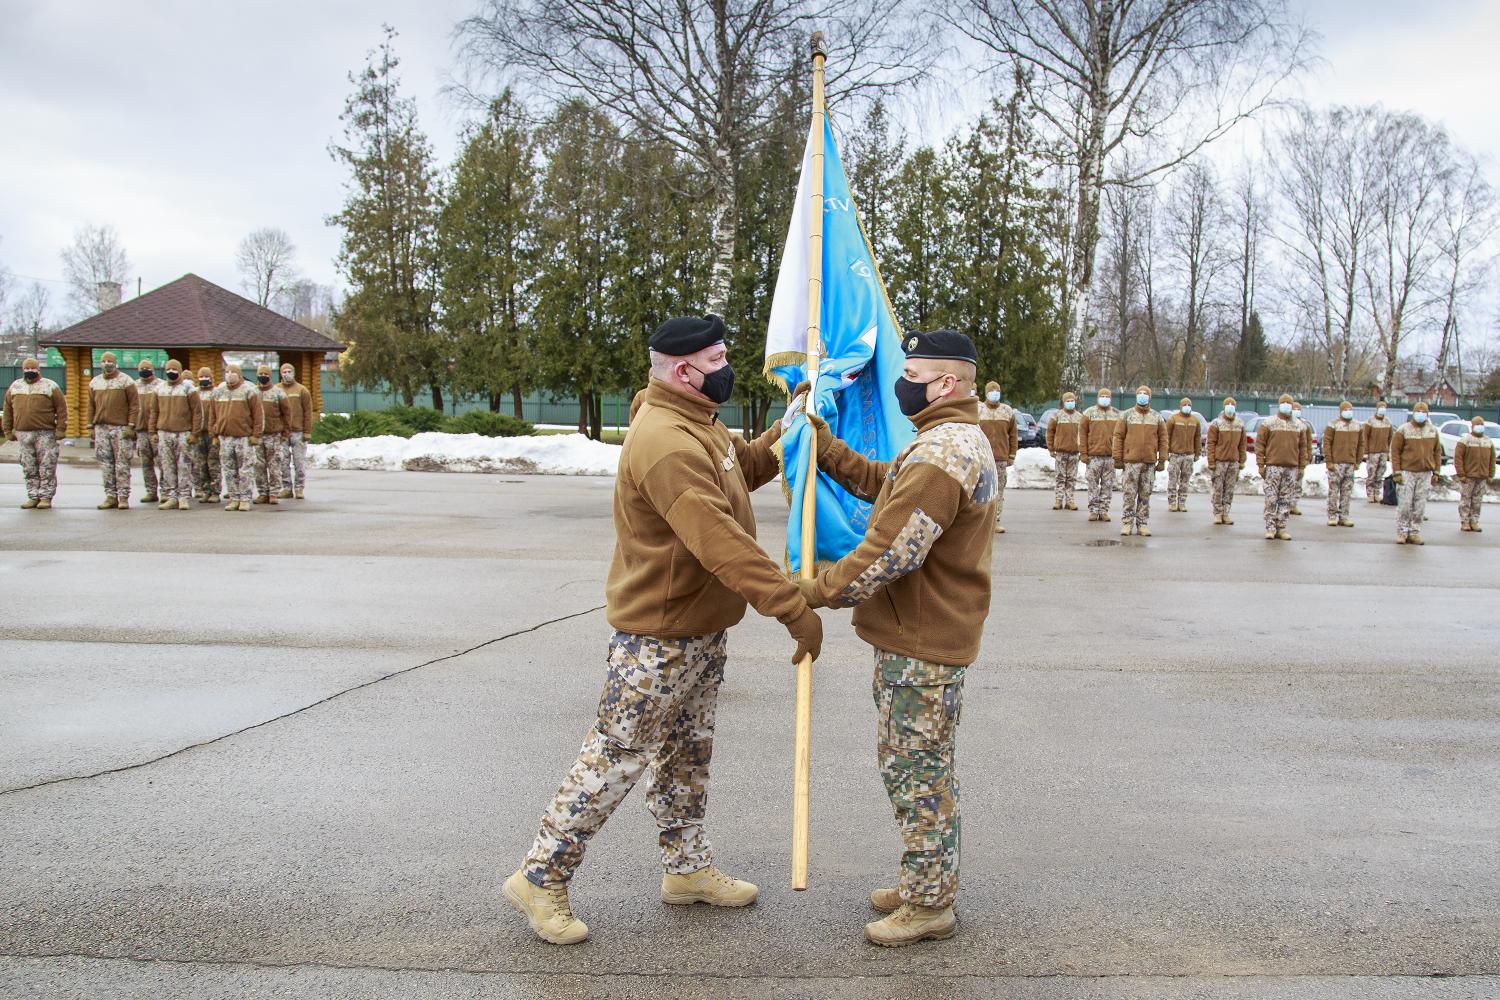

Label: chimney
[96,281,122,312]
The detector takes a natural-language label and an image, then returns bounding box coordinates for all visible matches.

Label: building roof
[41,273,344,353]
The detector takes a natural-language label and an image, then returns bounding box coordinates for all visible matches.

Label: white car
[1437,419,1500,461]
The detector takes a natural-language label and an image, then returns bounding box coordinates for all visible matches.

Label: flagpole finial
[811,31,826,58]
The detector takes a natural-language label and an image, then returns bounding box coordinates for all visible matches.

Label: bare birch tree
[943,0,1311,392]
[1228,163,1267,384]
[1432,150,1498,384]
[59,223,130,319]
[1164,160,1225,386]
[236,227,300,307]
[453,0,939,314]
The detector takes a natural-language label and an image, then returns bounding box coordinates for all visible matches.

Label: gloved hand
[187,432,197,444]
[796,577,826,609]
[123,426,136,441]
[250,437,261,447]
[1392,472,1404,485]
[1155,461,1165,472]
[780,381,811,430]
[1207,463,1215,472]
[5,430,15,442]
[786,606,823,666]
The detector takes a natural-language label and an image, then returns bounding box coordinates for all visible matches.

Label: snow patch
[308,432,621,476]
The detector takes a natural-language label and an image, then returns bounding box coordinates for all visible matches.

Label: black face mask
[199,379,211,389]
[23,370,40,382]
[166,370,180,381]
[690,362,734,404]
[139,371,153,381]
[894,376,933,417]
[258,375,271,385]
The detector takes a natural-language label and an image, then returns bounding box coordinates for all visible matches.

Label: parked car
[1015,410,1041,448]
[1037,407,1059,449]
[1241,413,1261,455]
[1438,419,1500,461]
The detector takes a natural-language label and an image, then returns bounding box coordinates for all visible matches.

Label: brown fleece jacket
[807,394,995,666]
[1048,409,1081,453]
[1391,422,1442,474]
[87,372,139,428]
[606,379,801,639]
[1364,415,1394,453]
[1256,414,1308,469]
[1112,406,1168,465]
[282,381,314,434]
[1455,434,1496,480]
[134,379,159,432]
[977,400,1018,463]
[209,383,264,438]
[4,378,68,435]
[154,382,202,433]
[1166,412,1202,457]
[1321,419,1365,465]
[1206,416,1247,466]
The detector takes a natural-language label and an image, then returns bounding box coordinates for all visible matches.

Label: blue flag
[764,117,913,574]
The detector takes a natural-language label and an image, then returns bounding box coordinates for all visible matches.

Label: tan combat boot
[869,887,901,914]
[1275,528,1292,541]
[864,903,957,948]
[1213,514,1223,524]
[1264,529,1276,540]
[1409,533,1424,545]
[97,497,117,510]
[20,498,39,509]
[178,498,191,510]
[1395,532,1408,544]
[294,489,304,499]
[36,499,51,509]
[1120,524,1133,536]
[1137,525,1152,536]
[1339,518,1354,527]
[503,869,589,945]
[1052,499,1062,510]
[277,489,292,499]
[1327,517,1338,527]
[994,524,1004,534]
[268,495,280,505]
[159,498,176,510]
[661,866,758,907]
[238,500,252,511]
[1100,512,1111,522]
[1473,522,1483,533]
[225,500,239,511]
[1290,506,1301,516]
[253,495,270,505]
[115,497,130,509]
[1065,499,1077,510]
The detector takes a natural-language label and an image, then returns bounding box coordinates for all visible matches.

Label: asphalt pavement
[2,463,1498,999]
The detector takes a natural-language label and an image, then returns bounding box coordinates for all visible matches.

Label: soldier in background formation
[1289,400,1312,516]
[1165,397,1200,513]
[977,381,1016,533]
[1364,400,1394,503]
[154,360,201,510]
[1257,394,1307,540]
[210,364,263,512]
[1080,388,1122,521]
[193,367,221,503]
[1112,385,1167,537]
[87,352,139,509]
[1321,402,1364,528]
[133,359,162,504]
[4,358,68,509]
[278,362,313,499]
[1392,401,1442,545]
[1206,398,1246,525]
[1455,416,1495,533]
[253,365,292,505]
[1047,392,1081,510]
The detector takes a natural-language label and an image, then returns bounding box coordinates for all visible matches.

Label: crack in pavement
[0,950,1492,982]
[0,604,605,798]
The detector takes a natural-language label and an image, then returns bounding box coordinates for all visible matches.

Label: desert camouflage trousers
[1396,471,1432,536]
[93,425,133,499]
[1166,454,1194,507]
[1459,478,1486,526]
[1326,463,1357,521]
[1121,461,1155,529]
[1209,463,1240,517]
[1365,452,1389,502]
[525,630,727,887]
[993,461,1008,525]
[219,436,255,501]
[254,432,287,497]
[157,431,194,501]
[1086,456,1115,516]
[193,433,221,497]
[1053,452,1079,506]
[282,430,307,493]
[874,648,964,910]
[16,430,60,500]
[135,430,160,497]
[1262,465,1298,532]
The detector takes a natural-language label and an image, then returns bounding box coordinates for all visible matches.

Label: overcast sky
[2,0,1497,319]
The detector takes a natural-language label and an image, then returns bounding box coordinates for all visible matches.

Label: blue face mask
[1224,405,1236,417]
[1098,395,1112,408]
[1413,411,1428,424]
[1279,403,1292,415]
[1180,405,1191,415]
[986,392,1000,403]
[1136,393,1150,407]
[1064,400,1076,411]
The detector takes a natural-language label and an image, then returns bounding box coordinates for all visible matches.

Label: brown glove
[786,606,823,665]
[250,437,261,447]
[796,577,826,609]
[1155,460,1165,472]
[123,426,136,441]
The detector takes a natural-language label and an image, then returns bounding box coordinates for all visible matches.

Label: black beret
[902,329,976,364]
[650,314,726,356]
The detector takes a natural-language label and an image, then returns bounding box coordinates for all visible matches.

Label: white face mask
[1279,403,1292,415]
[1224,405,1236,417]
[1181,405,1191,415]
[1473,425,1485,435]
[1377,407,1387,417]
[1341,410,1352,420]
[1413,412,1427,424]
[1098,396,1112,408]
[986,392,1000,403]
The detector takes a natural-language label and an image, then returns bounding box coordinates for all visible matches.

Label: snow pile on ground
[1007,448,1493,502]
[308,432,621,475]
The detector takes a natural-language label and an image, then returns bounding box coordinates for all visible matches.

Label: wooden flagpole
[791,30,827,892]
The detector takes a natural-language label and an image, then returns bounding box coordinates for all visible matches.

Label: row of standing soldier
[2,354,313,511]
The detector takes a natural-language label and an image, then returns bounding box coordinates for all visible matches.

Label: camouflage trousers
[1086,456,1115,516]
[1053,452,1079,506]
[1120,462,1155,529]
[1396,471,1432,536]
[157,431,194,501]
[282,430,307,494]
[193,434,222,498]
[1458,478,1486,526]
[135,431,160,497]
[1166,454,1194,507]
[1292,468,1304,512]
[16,429,60,500]
[1365,452,1389,501]
[254,432,287,497]
[93,425,133,499]
[1326,463,1357,521]
[1262,465,1298,532]
[993,461,1008,525]
[874,648,964,910]
[218,436,255,501]
[525,630,727,887]
[1209,463,1240,517]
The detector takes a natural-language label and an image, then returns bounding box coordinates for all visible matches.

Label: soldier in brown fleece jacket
[4,357,68,508]
[1391,401,1442,544]
[977,380,1017,533]
[1454,416,1496,532]
[1047,392,1082,510]
[799,330,996,949]
[1111,386,1168,536]
[87,351,140,508]
[1164,398,1201,513]
[1257,394,1309,540]
[505,315,820,948]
